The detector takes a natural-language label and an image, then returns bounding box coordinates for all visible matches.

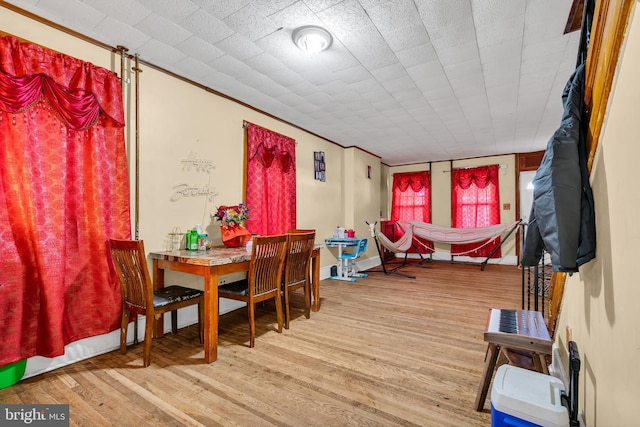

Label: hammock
[408,220,522,270]
[372,220,521,272]
[376,223,414,253]
[409,221,520,245]
[367,221,428,279]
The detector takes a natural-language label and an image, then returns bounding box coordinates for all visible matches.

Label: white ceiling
[5,0,580,166]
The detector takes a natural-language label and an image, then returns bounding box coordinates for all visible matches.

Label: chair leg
[303,281,311,319]
[274,292,283,334]
[171,310,178,334]
[120,307,129,354]
[248,302,256,348]
[284,286,291,330]
[198,301,204,344]
[133,314,139,345]
[142,313,154,367]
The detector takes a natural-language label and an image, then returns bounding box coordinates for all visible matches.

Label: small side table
[325,237,368,282]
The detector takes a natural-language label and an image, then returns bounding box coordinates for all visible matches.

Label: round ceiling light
[292,25,333,54]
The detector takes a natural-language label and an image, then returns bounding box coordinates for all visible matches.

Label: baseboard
[320,256,382,280]
[548,342,568,390]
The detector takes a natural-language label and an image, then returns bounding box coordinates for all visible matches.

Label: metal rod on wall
[116,45,128,92]
[449,160,454,263]
[116,45,135,238]
[132,54,142,240]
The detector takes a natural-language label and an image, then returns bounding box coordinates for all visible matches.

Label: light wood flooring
[0,260,523,426]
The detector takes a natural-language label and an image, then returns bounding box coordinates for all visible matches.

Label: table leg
[475,342,499,411]
[337,243,344,278]
[311,249,320,312]
[152,259,165,338]
[203,269,219,363]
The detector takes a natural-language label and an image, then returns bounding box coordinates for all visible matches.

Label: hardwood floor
[0,261,523,426]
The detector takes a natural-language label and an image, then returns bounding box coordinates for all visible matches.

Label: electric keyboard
[484,308,552,354]
[475,308,554,411]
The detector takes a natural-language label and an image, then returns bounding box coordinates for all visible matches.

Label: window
[451,165,501,257]
[390,171,431,253]
[390,171,431,223]
[244,123,296,235]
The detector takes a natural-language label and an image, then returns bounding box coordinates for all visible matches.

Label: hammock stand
[409,220,522,271]
[365,221,416,279]
[393,221,432,269]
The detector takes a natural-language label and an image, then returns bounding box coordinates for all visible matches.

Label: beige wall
[555,4,640,425]
[343,147,381,236]
[137,64,344,252]
[379,164,390,220]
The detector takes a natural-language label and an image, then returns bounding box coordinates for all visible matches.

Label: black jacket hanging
[521,63,596,273]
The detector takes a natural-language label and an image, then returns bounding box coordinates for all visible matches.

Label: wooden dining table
[149,244,321,363]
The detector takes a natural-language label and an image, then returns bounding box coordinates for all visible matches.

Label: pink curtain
[451,165,501,258]
[0,35,130,366]
[245,123,296,235]
[390,171,431,253]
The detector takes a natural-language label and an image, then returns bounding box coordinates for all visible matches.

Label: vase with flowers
[213,203,251,247]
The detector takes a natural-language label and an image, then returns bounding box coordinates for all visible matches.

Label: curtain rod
[442,163,504,172]
[242,121,297,144]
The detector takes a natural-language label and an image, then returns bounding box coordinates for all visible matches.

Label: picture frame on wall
[314,151,325,182]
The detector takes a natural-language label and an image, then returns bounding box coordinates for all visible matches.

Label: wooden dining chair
[288,228,315,234]
[283,231,316,329]
[218,234,288,348]
[109,239,204,367]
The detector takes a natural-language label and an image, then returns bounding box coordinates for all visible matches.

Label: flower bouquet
[213,203,251,247]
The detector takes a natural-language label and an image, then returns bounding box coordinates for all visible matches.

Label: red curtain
[390,171,431,253]
[245,123,296,235]
[451,165,501,258]
[0,35,130,365]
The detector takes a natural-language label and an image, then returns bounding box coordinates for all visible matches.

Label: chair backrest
[284,232,316,288]
[359,238,368,253]
[109,239,152,310]
[248,234,288,297]
[288,228,315,234]
[354,238,368,256]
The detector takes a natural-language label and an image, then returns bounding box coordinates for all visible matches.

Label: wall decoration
[170,151,217,202]
[181,151,215,173]
[170,183,217,202]
[314,151,325,182]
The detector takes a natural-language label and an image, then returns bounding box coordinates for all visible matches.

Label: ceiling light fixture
[292,25,333,54]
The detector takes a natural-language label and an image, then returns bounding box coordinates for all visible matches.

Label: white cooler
[491,364,569,427]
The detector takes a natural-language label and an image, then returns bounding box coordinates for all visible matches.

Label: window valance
[0,35,124,129]
[393,171,430,192]
[247,123,295,173]
[452,165,498,189]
